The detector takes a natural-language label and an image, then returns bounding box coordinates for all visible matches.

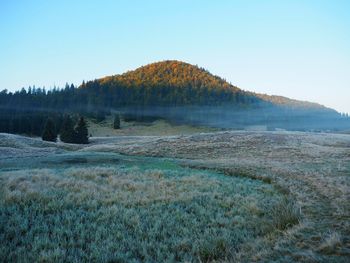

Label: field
[86,116,220,137]
[1,127,349,262]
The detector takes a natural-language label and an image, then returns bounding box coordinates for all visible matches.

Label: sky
[1,0,349,113]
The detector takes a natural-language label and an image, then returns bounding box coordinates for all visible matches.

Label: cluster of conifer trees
[0,78,252,137]
[18,114,89,144]
[57,115,88,143]
[0,85,97,140]
[41,115,89,144]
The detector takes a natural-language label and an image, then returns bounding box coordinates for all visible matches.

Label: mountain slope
[83,60,254,106]
[86,60,331,111]
[99,60,238,92]
[254,93,330,110]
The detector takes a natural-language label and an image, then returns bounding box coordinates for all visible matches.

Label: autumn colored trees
[90,60,248,107]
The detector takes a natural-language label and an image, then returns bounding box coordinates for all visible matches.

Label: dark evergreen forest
[1,61,349,137]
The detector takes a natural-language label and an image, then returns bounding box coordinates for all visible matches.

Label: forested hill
[100,60,236,91]
[0,60,335,111]
[83,60,332,110]
[1,60,349,135]
[82,60,259,106]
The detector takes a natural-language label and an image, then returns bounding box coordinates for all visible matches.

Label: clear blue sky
[1,0,349,113]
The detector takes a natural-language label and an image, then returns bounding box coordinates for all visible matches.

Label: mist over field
[116,105,350,131]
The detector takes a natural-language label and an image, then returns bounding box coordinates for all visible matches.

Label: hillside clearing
[87,117,219,137]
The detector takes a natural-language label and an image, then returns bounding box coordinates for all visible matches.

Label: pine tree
[60,115,75,143]
[113,114,120,129]
[74,116,89,144]
[42,118,57,142]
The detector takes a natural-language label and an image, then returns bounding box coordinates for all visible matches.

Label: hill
[76,60,346,130]
[82,60,259,106]
[1,60,349,134]
[85,60,331,111]
[100,60,237,92]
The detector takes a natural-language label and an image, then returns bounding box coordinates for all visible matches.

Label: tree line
[0,74,259,138]
[0,60,349,136]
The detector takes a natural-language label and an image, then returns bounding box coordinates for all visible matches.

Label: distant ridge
[253,93,331,110]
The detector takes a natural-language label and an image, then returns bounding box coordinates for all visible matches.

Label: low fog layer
[116,105,350,131]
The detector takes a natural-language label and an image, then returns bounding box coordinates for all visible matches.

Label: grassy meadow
[0,152,295,262]
[0,128,349,262]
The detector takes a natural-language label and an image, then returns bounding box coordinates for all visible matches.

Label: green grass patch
[0,156,298,262]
